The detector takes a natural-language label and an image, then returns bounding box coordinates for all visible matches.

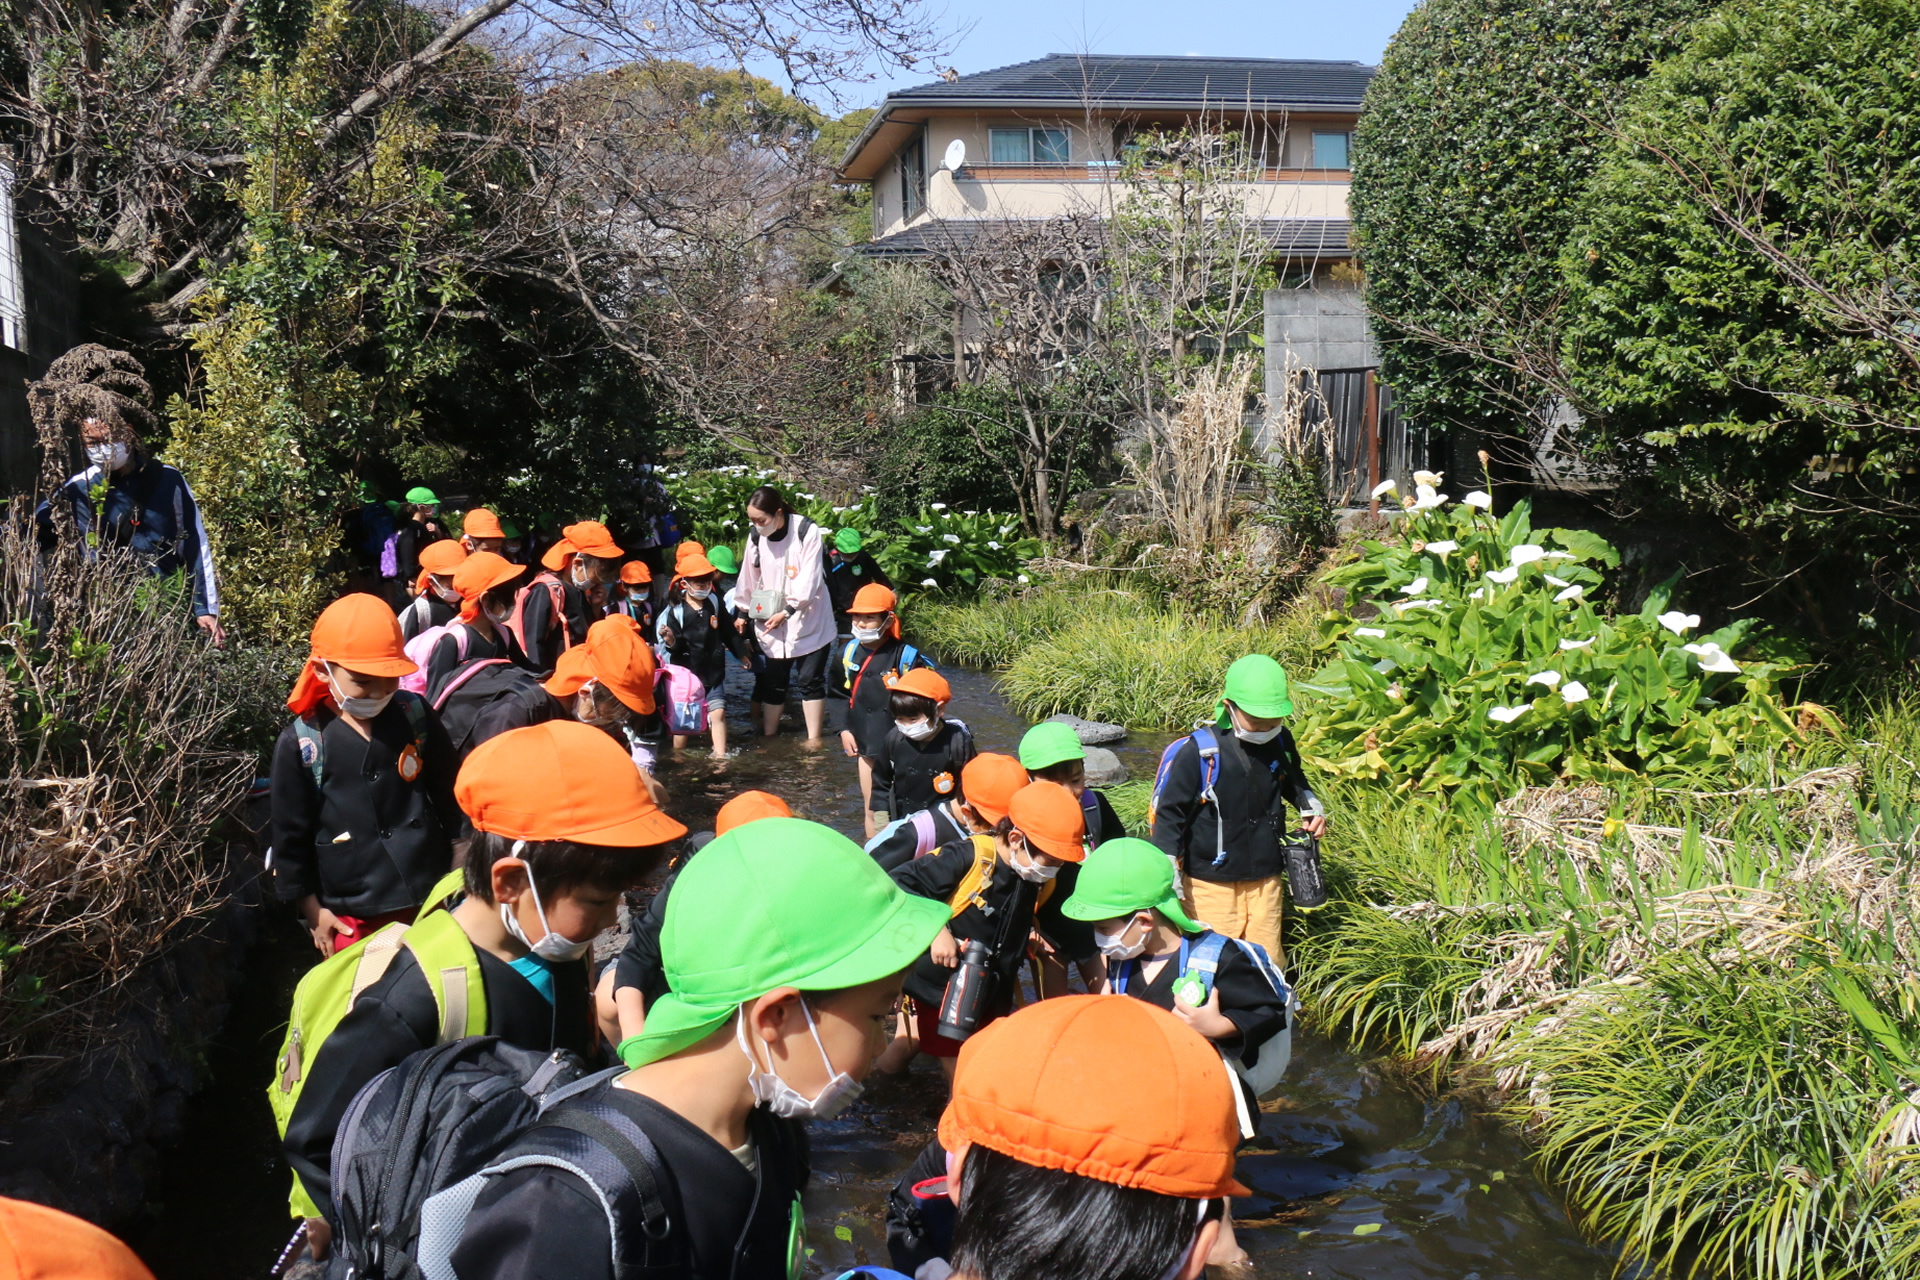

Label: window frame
[900,131,928,221]
[1309,131,1351,171]
[987,127,1071,165]
[0,161,25,353]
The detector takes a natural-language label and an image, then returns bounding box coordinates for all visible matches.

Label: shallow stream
[131,666,1626,1279]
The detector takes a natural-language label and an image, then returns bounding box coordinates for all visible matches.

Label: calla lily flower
[927,549,949,564]
[1425,540,1459,556]
[1371,479,1397,499]
[1657,611,1700,635]
[1559,637,1595,651]
[942,533,961,544]
[1487,567,1519,585]
[916,525,933,534]
[1684,642,1741,673]
[1400,577,1429,595]
[1000,524,1016,536]
[1414,469,1445,488]
[1386,682,1404,700]
[1527,670,1563,688]
[1510,545,1545,565]
[1397,599,1441,611]
[931,503,948,511]
[1543,551,1577,561]
[1355,627,1387,638]
[986,540,1002,550]
[1413,485,1449,510]
[1488,705,1530,724]
[1464,491,1493,510]
[1469,588,1486,600]
[1554,585,1585,603]
[1561,681,1590,703]
[920,578,939,587]
[1017,574,1030,584]
[1544,574,1571,588]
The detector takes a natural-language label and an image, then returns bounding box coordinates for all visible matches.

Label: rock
[1044,713,1127,745]
[1082,745,1128,788]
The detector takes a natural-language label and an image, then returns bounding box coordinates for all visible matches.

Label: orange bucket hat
[1008,780,1087,862]
[457,720,687,846]
[677,552,719,579]
[849,583,901,638]
[419,540,468,574]
[940,996,1249,1199]
[540,520,625,571]
[462,507,505,539]
[673,540,706,569]
[0,1197,156,1280]
[452,551,524,621]
[715,790,793,836]
[960,753,1029,826]
[891,667,951,706]
[544,616,657,714]
[620,560,653,586]
[287,593,416,715]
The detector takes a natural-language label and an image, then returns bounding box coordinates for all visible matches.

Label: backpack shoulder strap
[395,690,431,755]
[1190,725,1222,796]
[1181,932,1231,1001]
[432,658,511,711]
[402,909,487,1044]
[1147,733,1198,834]
[294,711,327,792]
[948,833,1000,918]
[1228,937,1292,1002]
[909,809,939,857]
[896,644,921,676]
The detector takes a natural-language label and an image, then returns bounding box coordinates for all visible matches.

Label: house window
[0,162,24,353]
[989,127,1070,164]
[901,133,927,220]
[1311,131,1351,170]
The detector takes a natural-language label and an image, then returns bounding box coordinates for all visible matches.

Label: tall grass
[906,582,1157,668]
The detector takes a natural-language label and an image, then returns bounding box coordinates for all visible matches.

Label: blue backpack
[840,637,923,689]
[1148,725,1288,868]
[1111,931,1298,1108]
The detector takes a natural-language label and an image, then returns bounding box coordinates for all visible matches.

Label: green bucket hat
[405,485,440,505]
[834,527,863,554]
[500,519,521,539]
[1215,653,1293,725]
[1062,838,1202,933]
[708,545,740,575]
[1018,722,1085,771]
[623,818,948,1067]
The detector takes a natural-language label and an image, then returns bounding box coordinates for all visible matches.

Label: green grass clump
[907,583,1157,668]
[1105,779,1151,836]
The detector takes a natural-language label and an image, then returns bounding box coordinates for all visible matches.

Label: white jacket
[735,513,835,660]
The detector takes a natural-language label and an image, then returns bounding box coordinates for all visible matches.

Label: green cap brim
[1018,722,1086,769]
[1063,886,1203,934]
[622,890,949,1067]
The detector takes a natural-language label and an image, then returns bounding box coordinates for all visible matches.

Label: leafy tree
[1560,0,1920,623]
[1350,0,1721,449]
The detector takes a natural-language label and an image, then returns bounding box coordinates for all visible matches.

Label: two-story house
[836,53,1414,503]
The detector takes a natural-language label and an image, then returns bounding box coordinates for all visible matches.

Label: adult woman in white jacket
[733,484,836,742]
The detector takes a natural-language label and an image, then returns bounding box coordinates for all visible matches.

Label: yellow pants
[1182,874,1285,967]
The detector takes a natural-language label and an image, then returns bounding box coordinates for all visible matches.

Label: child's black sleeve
[419,701,462,837]
[1212,942,1290,1066]
[889,838,971,903]
[518,586,559,674]
[612,872,677,1010]
[827,642,852,701]
[719,600,752,663]
[1147,740,1202,865]
[269,722,320,904]
[869,732,899,816]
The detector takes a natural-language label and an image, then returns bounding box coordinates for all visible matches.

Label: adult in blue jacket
[37,414,225,645]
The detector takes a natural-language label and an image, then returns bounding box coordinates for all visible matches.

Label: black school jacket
[829,635,931,757]
[871,719,976,820]
[1111,934,1289,1068]
[656,594,750,691]
[283,944,592,1221]
[891,839,1074,1008]
[1148,726,1320,884]
[269,700,461,915]
[516,571,589,676]
[450,1087,809,1280]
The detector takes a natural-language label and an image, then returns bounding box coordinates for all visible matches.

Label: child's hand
[1172,985,1237,1040]
[840,729,859,758]
[1304,814,1329,837]
[660,626,675,646]
[306,906,347,957]
[930,927,960,967]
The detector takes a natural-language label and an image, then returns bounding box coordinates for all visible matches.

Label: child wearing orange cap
[420,551,524,694]
[889,781,1087,1076]
[537,617,668,800]
[511,520,620,675]
[831,582,934,836]
[866,751,1026,873]
[398,538,468,640]
[460,506,507,555]
[271,594,461,958]
[607,558,654,633]
[870,666,976,825]
[282,721,685,1251]
[655,551,752,760]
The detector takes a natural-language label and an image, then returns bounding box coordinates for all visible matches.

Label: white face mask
[684,584,712,603]
[1008,837,1060,883]
[497,849,593,962]
[323,663,393,720]
[431,578,462,605]
[86,442,131,470]
[1094,915,1150,962]
[483,600,512,626]
[851,624,884,645]
[571,561,593,588]
[896,717,938,742]
[736,1002,864,1120]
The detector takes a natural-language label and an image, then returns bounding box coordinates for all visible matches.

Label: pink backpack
[654,662,708,734]
[401,621,469,694]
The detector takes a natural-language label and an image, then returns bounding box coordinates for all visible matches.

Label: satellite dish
[942,139,967,171]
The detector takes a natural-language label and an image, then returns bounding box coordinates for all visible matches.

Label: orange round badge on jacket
[933,771,956,795]
[397,743,423,783]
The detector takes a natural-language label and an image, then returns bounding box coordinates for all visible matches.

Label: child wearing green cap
[825,526,892,627]
[1147,654,1326,968]
[1018,721,1127,849]
[445,818,948,1280]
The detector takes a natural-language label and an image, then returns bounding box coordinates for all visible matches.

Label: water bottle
[1283,832,1328,911]
[936,939,995,1041]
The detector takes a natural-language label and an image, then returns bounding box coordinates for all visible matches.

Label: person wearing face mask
[444,817,947,1280]
[414,550,525,697]
[508,520,620,675]
[36,409,226,646]
[824,526,892,630]
[1019,722,1127,849]
[279,721,685,1257]
[390,487,452,606]
[398,538,469,640]
[608,558,655,633]
[931,996,1242,1280]
[533,616,671,806]
[1148,655,1326,969]
[870,668,976,827]
[656,553,753,760]
[271,594,462,958]
[831,584,934,837]
[890,781,1087,1078]
[733,485,836,744]
[460,506,508,555]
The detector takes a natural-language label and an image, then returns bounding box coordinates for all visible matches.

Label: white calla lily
[1397,599,1442,611]
[1657,611,1700,635]
[1414,469,1445,488]
[1469,588,1486,600]
[1425,540,1459,556]
[1554,585,1585,603]
[930,503,947,511]
[1487,567,1519,585]
[942,533,961,544]
[1355,627,1387,638]
[1561,681,1590,703]
[1399,577,1429,596]
[1684,642,1741,674]
[986,540,1002,550]
[1510,545,1546,565]
[927,549,948,564]
[1543,550,1577,561]
[1371,479,1397,499]
[1559,637,1596,651]
[1544,574,1571,588]
[1463,491,1493,510]
[1488,705,1530,724]
[920,578,939,587]
[915,525,933,534]
[1017,574,1030,584]
[1527,670,1563,688]
[1412,485,1449,510]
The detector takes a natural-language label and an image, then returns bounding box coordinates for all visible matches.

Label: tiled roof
[853,217,1353,260]
[888,54,1374,109]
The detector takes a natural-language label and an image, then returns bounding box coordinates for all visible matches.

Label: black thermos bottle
[936,939,995,1042]
[1284,833,1329,911]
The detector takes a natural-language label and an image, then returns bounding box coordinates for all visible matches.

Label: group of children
[262,493,1327,1279]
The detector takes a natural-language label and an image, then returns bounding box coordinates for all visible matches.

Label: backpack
[331,1041,686,1280]
[862,808,948,867]
[379,529,402,579]
[400,622,469,695]
[501,572,571,660]
[268,870,484,1220]
[947,832,1054,918]
[427,658,555,757]
[1147,725,1294,869]
[1111,931,1298,1133]
[655,662,708,734]
[840,637,923,697]
[292,693,432,793]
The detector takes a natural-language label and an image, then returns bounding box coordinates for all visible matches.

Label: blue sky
[858,0,1422,101]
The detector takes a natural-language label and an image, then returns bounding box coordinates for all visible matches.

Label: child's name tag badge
[397,743,423,783]
[933,771,956,796]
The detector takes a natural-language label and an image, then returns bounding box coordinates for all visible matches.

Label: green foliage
[1350,0,1722,431]
[907,581,1157,667]
[1560,0,1920,615]
[1301,493,1814,802]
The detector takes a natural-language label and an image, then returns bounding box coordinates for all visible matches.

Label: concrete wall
[1263,278,1374,380]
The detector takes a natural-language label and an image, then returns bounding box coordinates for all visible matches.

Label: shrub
[908,581,1157,667]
